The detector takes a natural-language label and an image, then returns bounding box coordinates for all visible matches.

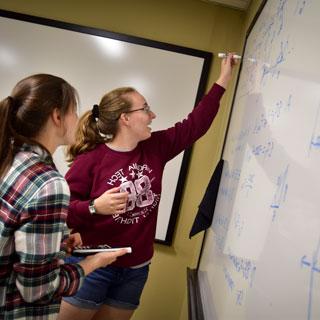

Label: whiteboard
[198,0,320,319]
[0,10,210,244]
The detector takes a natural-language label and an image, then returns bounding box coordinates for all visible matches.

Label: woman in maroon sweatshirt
[58,54,236,320]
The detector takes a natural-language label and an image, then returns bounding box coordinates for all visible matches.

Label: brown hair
[67,87,136,162]
[0,74,78,178]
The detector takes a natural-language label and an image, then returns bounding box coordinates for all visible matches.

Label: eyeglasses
[126,105,151,114]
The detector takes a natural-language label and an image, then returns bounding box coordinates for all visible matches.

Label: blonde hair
[67,87,137,162]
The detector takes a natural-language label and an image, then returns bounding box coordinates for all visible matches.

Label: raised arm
[152,54,237,162]
[216,53,237,89]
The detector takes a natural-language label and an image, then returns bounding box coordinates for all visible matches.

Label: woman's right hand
[78,249,128,275]
[93,186,128,215]
[216,53,238,89]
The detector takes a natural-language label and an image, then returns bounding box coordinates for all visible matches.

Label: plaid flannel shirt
[0,145,84,320]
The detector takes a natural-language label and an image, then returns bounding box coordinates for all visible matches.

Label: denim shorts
[63,256,149,310]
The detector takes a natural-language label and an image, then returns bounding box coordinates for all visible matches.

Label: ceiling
[202,0,251,11]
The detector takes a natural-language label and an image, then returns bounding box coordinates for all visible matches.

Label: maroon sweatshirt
[66,83,225,267]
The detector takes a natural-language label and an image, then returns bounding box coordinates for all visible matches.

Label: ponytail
[0,96,37,178]
[67,86,137,163]
[0,97,15,178]
[66,110,106,163]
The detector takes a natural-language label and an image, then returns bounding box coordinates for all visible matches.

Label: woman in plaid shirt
[0,74,128,320]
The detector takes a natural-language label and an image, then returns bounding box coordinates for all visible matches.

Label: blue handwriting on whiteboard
[309,103,320,154]
[236,289,244,305]
[275,0,287,35]
[234,212,244,237]
[213,215,229,230]
[240,173,255,197]
[214,233,225,251]
[301,236,320,320]
[220,186,235,203]
[270,165,289,220]
[224,168,241,181]
[232,127,251,155]
[261,39,292,85]
[268,94,293,123]
[251,140,274,159]
[295,0,309,15]
[223,266,235,291]
[253,113,268,135]
[228,253,257,287]
[252,94,292,135]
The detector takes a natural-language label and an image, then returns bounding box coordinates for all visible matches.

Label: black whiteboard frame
[187,267,204,320]
[0,9,212,246]
[187,0,268,317]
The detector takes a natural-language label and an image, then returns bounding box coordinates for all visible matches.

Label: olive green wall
[244,0,264,31]
[0,1,247,319]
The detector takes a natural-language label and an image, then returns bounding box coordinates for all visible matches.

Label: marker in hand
[218,53,242,60]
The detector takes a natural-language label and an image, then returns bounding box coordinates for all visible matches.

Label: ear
[119,113,129,125]
[51,108,62,127]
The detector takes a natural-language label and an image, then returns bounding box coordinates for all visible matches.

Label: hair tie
[92,104,100,119]
[7,96,15,106]
[7,96,19,114]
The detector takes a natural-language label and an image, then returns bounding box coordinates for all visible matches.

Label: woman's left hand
[65,233,83,254]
